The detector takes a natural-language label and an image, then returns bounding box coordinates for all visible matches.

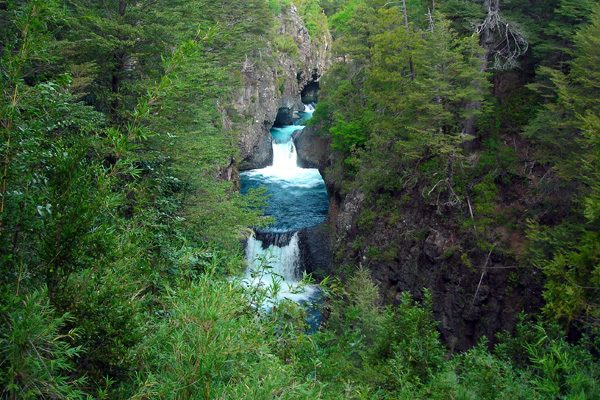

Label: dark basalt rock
[254,230,296,248]
[298,223,333,280]
[274,107,294,127]
[233,5,331,173]
[247,227,333,282]
[293,124,331,171]
[326,181,544,352]
[240,122,273,170]
[301,79,320,104]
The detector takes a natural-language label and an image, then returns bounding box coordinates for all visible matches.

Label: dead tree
[463,0,528,136]
[477,0,528,71]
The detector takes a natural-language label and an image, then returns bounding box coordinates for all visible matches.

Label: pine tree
[527,4,600,330]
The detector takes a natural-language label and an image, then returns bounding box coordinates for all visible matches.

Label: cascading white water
[241,103,325,307]
[246,233,300,282]
[243,124,324,185]
[244,233,318,304]
[271,129,300,174]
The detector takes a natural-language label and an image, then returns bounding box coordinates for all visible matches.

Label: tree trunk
[118,0,127,16]
[480,0,500,70]
[401,0,416,79]
[463,0,499,137]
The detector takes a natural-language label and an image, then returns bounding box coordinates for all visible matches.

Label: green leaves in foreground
[0,288,85,399]
[132,276,321,400]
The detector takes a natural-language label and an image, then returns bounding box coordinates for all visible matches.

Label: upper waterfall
[241,107,327,232]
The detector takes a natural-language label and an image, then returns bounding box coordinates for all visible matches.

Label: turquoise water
[241,110,328,232]
[241,105,327,319]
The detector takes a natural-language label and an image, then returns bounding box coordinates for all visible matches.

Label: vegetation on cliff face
[1,0,599,399]
[316,0,599,326]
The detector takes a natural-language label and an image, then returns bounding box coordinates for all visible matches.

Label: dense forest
[1,0,599,399]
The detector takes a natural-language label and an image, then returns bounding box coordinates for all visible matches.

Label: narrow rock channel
[241,104,328,314]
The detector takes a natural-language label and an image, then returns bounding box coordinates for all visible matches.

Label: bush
[273,34,299,57]
[132,275,319,399]
[0,288,86,399]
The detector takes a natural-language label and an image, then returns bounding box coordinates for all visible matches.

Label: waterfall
[245,232,318,303]
[272,138,298,172]
[244,124,323,184]
[246,232,300,282]
[241,102,326,308]
[304,103,315,113]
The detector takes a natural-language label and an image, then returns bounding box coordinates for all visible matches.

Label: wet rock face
[298,223,333,280]
[249,226,333,281]
[293,124,331,171]
[239,120,273,171]
[233,5,332,172]
[274,107,294,127]
[254,230,296,248]
[301,80,320,104]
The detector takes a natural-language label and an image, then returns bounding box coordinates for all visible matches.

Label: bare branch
[477,5,528,70]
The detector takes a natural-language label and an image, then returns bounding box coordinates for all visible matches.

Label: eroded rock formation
[233,6,331,171]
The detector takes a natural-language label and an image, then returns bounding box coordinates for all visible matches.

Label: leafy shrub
[273,34,299,57]
[0,288,86,399]
[132,276,319,399]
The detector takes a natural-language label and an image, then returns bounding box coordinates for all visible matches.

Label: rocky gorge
[233,4,543,352]
[292,114,544,351]
[232,5,331,172]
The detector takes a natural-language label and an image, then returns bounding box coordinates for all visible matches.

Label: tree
[527,4,600,330]
[358,9,486,194]
[476,0,528,71]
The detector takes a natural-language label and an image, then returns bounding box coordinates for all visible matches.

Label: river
[240,104,328,314]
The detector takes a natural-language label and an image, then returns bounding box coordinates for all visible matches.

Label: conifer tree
[527,4,600,330]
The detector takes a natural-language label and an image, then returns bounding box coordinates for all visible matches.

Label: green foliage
[327,0,363,35]
[330,111,373,152]
[268,0,286,15]
[1,0,273,396]
[498,87,541,135]
[296,270,600,399]
[133,277,308,399]
[528,221,600,328]
[384,291,445,388]
[327,267,386,352]
[525,3,600,330]
[503,0,594,67]
[329,7,487,195]
[0,288,86,399]
[497,317,600,398]
[0,79,113,292]
[2,0,600,398]
[446,340,537,399]
[273,34,300,57]
[320,5,487,153]
[438,0,486,35]
[295,0,329,39]
[55,265,147,388]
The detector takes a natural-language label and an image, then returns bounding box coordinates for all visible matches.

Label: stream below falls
[241,104,328,324]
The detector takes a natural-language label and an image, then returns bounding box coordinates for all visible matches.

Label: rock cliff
[295,119,543,352]
[293,124,331,170]
[330,186,543,351]
[233,5,331,171]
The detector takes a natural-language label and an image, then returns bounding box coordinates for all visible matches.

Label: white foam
[242,105,323,309]
[244,233,319,307]
[242,123,324,184]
